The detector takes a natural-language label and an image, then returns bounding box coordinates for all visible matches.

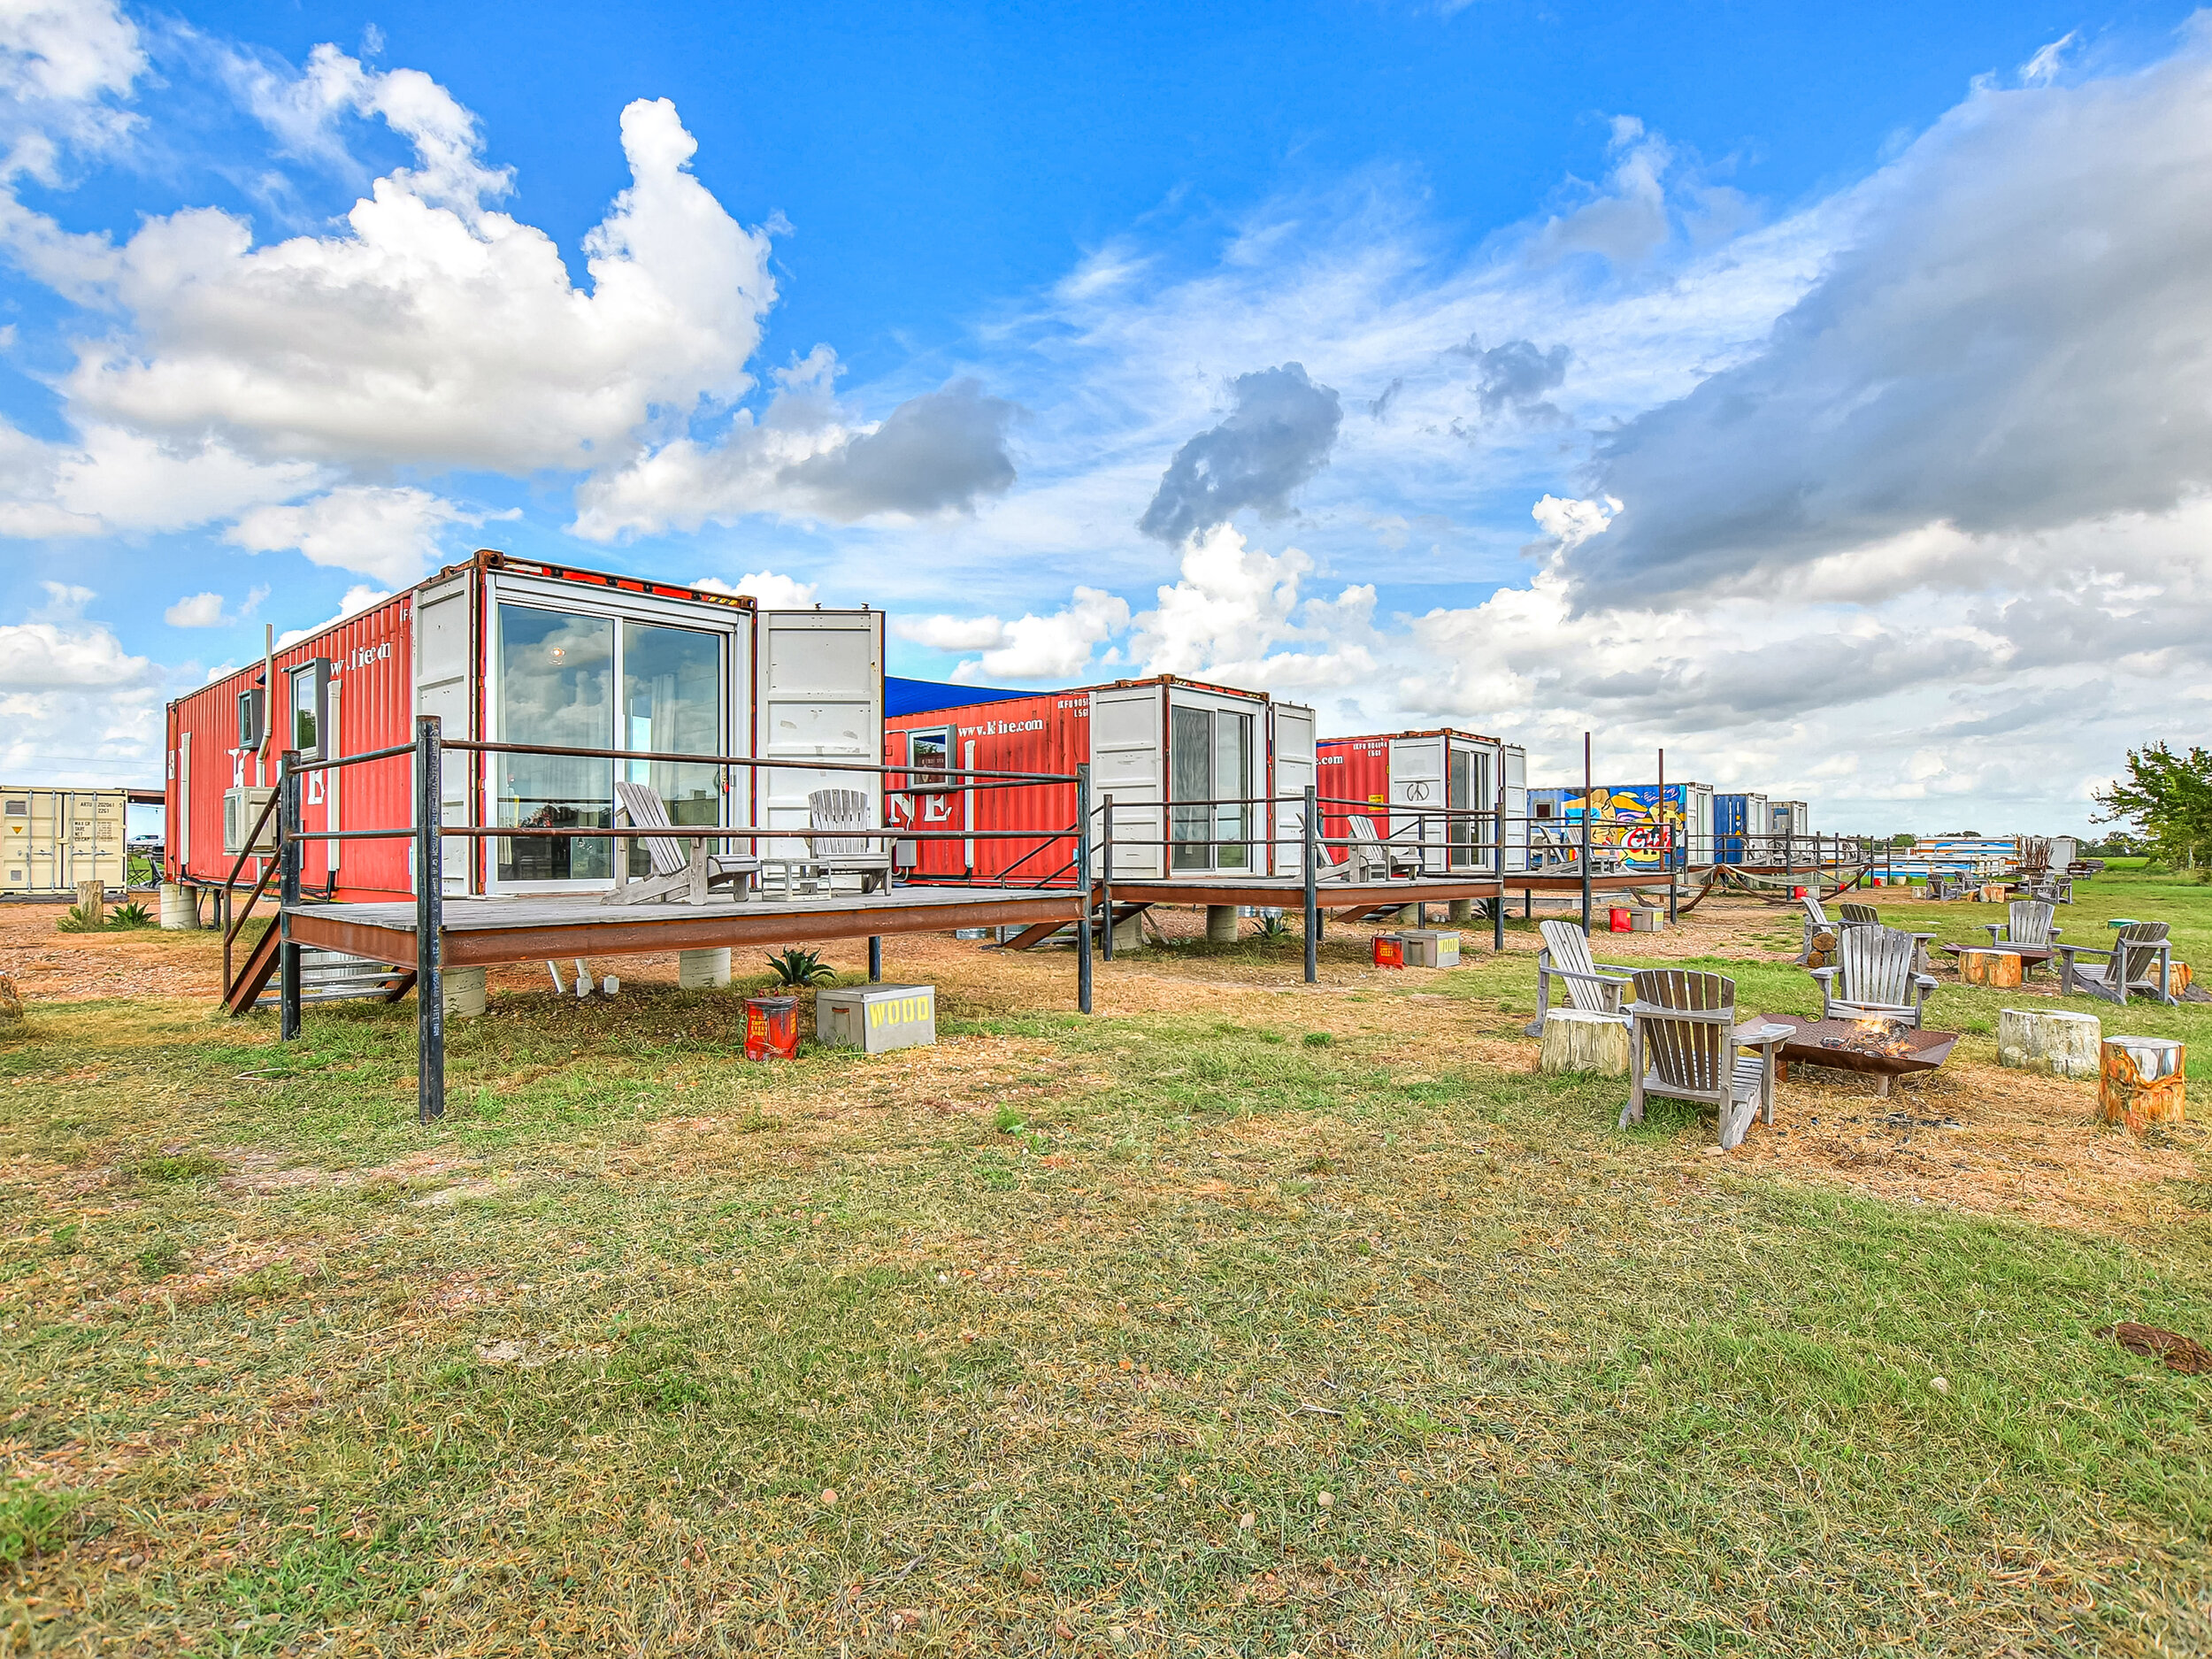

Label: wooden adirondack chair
[1985,900,2060,952]
[1810,924,1938,1025]
[1843,900,1936,972]
[2056,921,2177,1006]
[1524,918,1636,1037]
[1345,815,1421,879]
[1618,969,1785,1150]
[603,780,758,906]
[804,788,894,895]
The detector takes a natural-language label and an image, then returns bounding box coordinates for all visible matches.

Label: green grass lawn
[1,875,2208,1655]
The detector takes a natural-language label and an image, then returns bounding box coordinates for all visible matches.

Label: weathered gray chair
[1524,918,1636,1037]
[804,787,894,895]
[1345,814,1421,879]
[1985,899,2060,956]
[1845,899,1937,972]
[603,780,757,906]
[1618,969,1785,1151]
[1810,925,1939,1026]
[2056,921,2177,1007]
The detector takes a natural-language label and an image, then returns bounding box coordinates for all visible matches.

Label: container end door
[1270,703,1316,876]
[1504,746,1528,872]
[1088,687,1163,879]
[412,572,473,894]
[757,611,885,860]
[1388,735,1446,873]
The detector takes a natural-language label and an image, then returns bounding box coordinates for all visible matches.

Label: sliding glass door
[620,621,722,875]
[1169,703,1253,872]
[495,603,725,887]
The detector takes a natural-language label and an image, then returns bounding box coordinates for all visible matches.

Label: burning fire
[1822,1018,1916,1059]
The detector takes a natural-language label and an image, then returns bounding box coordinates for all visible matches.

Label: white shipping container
[1,787,129,896]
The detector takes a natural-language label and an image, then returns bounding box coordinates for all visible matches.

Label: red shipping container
[885,677,1316,885]
[743,995,799,1060]
[1316,728,1528,875]
[1372,933,1405,969]
[165,550,885,906]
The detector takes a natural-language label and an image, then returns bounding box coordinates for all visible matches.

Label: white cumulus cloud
[225,485,488,586]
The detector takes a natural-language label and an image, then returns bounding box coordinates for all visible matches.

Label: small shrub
[1302,1032,1334,1048]
[764,947,834,987]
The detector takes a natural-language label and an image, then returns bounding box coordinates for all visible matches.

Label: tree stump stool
[74,878,104,926]
[1539,1010,1631,1079]
[1959,949,2024,988]
[1998,1008,2099,1079]
[2100,1036,2185,1133]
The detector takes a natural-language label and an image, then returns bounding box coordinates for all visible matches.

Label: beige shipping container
[2,787,128,897]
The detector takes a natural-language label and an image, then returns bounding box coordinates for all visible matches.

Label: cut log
[2100,1036,2186,1133]
[1997,1007,2099,1079]
[1960,949,2024,988]
[75,879,104,926]
[1538,1010,1631,1079]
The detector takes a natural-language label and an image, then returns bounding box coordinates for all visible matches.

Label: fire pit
[1754,1015,1961,1097]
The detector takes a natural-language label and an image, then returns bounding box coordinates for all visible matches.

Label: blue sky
[4,1,2211,833]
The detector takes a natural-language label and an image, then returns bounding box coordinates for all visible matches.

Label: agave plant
[55,902,103,934]
[764,946,835,988]
[108,901,155,929]
[1250,912,1295,941]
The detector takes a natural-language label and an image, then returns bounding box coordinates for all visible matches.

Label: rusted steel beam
[285,895,1084,970]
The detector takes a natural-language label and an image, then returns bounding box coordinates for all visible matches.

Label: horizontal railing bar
[441,736,1075,784]
[287,741,418,774]
[424,826,1079,842]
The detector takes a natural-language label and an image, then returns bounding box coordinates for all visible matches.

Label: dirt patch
[1717,1054,2204,1235]
[0,902,224,1002]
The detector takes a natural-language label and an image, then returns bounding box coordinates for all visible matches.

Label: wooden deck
[284,885,1084,968]
[1094,869,1671,905]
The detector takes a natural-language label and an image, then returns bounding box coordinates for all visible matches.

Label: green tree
[2093,744,2212,876]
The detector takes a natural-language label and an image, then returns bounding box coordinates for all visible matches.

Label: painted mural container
[885,676,1317,884]
[1315,728,1528,873]
[1525,783,1717,872]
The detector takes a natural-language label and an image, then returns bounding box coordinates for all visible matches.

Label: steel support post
[278,750,303,1041]
[1302,784,1319,985]
[1493,764,1507,953]
[1074,764,1094,1015]
[1580,731,1594,933]
[868,936,881,983]
[414,717,445,1124]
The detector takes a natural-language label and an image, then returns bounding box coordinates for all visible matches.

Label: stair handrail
[219,783,287,1001]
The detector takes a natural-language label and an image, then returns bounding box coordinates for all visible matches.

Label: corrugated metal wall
[887,693,1085,881]
[1316,738,1390,859]
[166,591,420,900]
[0,787,128,895]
